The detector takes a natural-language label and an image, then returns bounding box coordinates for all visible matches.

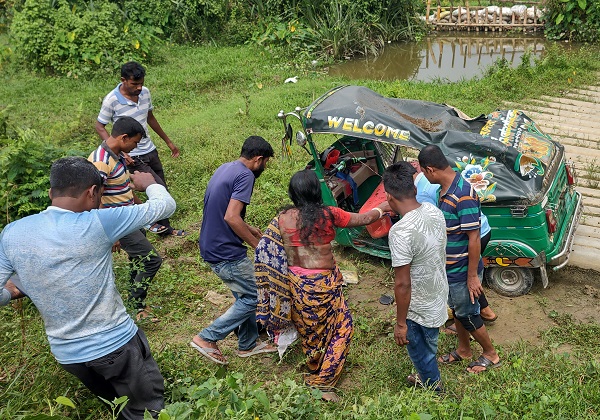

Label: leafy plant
[163,371,322,419]
[544,0,600,42]
[10,0,162,77]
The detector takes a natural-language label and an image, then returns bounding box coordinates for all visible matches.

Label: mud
[343,262,600,346]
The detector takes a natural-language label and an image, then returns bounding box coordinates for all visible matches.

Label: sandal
[147,223,168,234]
[190,341,229,365]
[466,355,502,373]
[438,350,466,365]
[170,229,187,237]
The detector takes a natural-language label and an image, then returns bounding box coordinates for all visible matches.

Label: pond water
[329,33,573,82]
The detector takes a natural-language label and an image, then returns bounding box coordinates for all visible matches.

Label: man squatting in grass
[0,156,175,419]
[418,145,502,374]
[95,60,186,237]
[89,116,164,322]
[191,136,278,364]
[383,161,449,391]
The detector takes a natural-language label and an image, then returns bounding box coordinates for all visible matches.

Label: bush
[10,0,162,77]
[544,0,600,42]
[0,107,85,227]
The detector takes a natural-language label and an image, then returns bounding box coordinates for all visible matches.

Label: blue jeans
[448,274,484,332]
[406,319,442,390]
[199,257,258,351]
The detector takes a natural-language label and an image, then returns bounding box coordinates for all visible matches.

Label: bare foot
[135,307,160,323]
[321,391,341,402]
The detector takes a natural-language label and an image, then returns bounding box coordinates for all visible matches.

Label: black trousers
[128,149,173,233]
[119,228,162,310]
[61,329,164,420]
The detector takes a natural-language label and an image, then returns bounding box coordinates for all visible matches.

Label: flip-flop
[407,373,423,387]
[170,229,187,237]
[481,314,499,324]
[466,355,502,373]
[236,341,277,358]
[190,341,229,365]
[147,223,168,234]
[438,350,465,365]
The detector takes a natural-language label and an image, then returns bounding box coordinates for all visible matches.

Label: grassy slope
[1,42,599,419]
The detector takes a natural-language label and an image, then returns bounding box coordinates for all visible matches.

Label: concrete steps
[506,78,600,272]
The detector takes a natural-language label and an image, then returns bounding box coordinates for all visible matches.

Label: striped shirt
[97,84,155,157]
[439,172,484,283]
[88,142,134,207]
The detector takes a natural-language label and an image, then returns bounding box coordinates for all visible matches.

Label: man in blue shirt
[418,145,501,374]
[191,136,277,365]
[0,157,176,419]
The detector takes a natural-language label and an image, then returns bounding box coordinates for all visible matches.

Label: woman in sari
[255,169,390,402]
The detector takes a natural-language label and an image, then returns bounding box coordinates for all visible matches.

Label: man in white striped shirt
[95,61,186,237]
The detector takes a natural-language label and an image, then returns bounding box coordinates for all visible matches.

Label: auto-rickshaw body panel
[283,85,582,279]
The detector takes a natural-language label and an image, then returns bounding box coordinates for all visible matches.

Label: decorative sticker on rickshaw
[480,110,555,165]
[483,256,534,267]
[515,153,545,179]
[326,115,411,141]
[455,155,498,203]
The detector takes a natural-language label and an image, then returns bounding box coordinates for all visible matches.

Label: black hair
[418,145,449,170]
[240,136,274,159]
[121,61,146,80]
[285,169,333,246]
[111,116,147,139]
[383,161,417,200]
[50,156,103,198]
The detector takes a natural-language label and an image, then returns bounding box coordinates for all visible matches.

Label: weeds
[1,40,600,419]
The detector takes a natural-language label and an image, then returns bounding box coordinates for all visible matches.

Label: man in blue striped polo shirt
[95,61,186,237]
[418,145,501,374]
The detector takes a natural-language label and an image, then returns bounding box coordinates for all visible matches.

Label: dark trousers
[479,231,492,309]
[128,149,173,233]
[119,228,162,310]
[61,330,164,420]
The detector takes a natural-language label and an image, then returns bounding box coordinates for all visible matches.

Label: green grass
[1,41,600,419]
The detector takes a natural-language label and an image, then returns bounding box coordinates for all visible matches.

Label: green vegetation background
[1,0,600,417]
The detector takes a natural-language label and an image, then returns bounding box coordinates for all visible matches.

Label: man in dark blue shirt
[191,136,276,365]
[419,145,501,374]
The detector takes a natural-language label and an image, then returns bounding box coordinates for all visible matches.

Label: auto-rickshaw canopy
[303,85,562,205]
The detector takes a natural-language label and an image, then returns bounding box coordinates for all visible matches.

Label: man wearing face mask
[191,136,277,365]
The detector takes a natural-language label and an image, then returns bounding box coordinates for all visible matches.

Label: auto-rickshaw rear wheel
[485,267,534,297]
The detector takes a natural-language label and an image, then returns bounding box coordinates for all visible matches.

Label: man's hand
[394,323,409,346]
[467,272,483,304]
[5,280,25,300]
[378,201,393,214]
[168,143,180,158]
[123,152,135,166]
[248,225,262,241]
[130,171,156,191]
[112,241,121,253]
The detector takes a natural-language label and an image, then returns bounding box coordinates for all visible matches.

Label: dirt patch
[344,264,600,346]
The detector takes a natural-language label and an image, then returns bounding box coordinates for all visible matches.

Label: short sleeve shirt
[199,160,255,263]
[439,172,484,283]
[88,142,134,207]
[415,172,490,236]
[389,202,449,328]
[97,84,155,157]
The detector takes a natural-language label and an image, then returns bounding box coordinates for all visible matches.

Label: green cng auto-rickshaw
[278,85,582,297]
